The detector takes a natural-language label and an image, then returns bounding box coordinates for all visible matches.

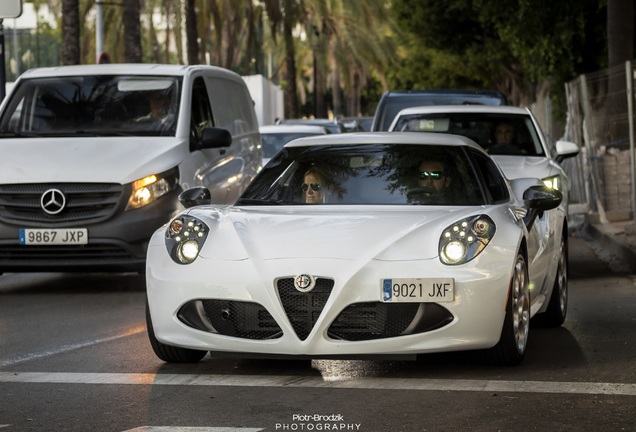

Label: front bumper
[0,189,181,273]
[146,244,515,358]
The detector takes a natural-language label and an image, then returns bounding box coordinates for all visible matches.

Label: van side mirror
[522,185,562,229]
[200,127,232,149]
[179,187,211,208]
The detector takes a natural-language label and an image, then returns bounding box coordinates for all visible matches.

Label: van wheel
[146,300,207,363]
[482,252,529,366]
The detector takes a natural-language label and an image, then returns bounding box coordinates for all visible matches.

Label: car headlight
[165,215,209,264]
[439,215,496,265]
[542,175,560,191]
[126,169,179,210]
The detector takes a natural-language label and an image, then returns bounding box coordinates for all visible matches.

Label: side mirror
[554,140,579,163]
[200,127,232,149]
[522,185,563,229]
[178,187,211,208]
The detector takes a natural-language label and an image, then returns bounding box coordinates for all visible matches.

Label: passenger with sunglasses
[303,166,327,204]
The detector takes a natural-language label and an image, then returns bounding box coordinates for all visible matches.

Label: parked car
[340,116,374,132]
[372,89,509,132]
[146,132,564,366]
[0,64,261,274]
[259,124,328,165]
[276,118,346,134]
[389,105,581,328]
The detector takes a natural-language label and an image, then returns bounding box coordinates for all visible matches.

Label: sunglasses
[420,171,445,180]
[301,183,321,192]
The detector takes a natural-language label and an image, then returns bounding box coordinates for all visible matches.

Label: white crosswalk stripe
[1,371,635,396]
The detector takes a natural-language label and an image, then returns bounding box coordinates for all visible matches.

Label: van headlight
[126,168,179,210]
[165,215,209,264]
[439,215,496,265]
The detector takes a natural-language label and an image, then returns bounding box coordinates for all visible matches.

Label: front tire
[533,234,568,327]
[146,300,207,363]
[482,252,530,366]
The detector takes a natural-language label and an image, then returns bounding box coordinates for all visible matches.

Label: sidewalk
[580,217,636,274]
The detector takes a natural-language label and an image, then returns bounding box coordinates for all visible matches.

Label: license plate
[382,278,454,303]
[19,228,88,245]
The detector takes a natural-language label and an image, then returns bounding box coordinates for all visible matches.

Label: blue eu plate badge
[383,279,392,301]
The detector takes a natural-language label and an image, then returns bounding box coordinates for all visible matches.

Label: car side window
[205,78,257,135]
[190,77,215,142]
[470,150,510,203]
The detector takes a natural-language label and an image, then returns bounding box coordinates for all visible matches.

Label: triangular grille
[277,277,334,340]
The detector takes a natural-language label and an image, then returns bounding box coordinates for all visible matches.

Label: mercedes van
[0,64,261,273]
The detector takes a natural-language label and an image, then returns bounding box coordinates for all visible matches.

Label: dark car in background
[371,89,509,132]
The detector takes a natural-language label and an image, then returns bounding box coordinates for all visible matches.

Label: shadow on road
[0,272,146,294]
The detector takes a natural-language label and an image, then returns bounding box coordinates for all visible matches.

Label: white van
[0,64,262,273]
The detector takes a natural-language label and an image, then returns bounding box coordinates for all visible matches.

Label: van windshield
[0,75,182,137]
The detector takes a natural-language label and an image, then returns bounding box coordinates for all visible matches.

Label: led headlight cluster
[165,215,209,264]
[439,215,496,265]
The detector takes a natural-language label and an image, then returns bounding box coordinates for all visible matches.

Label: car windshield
[392,112,545,157]
[238,143,502,206]
[0,75,182,137]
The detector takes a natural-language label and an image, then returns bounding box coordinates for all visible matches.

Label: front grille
[328,302,453,341]
[0,183,123,224]
[198,300,282,340]
[277,277,334,340]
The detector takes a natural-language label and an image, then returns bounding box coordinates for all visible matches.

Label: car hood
[0,137,186,184]
[191,206,481,261]
[491,155,560,181]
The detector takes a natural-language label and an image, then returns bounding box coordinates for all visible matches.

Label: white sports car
[146,132,563,366]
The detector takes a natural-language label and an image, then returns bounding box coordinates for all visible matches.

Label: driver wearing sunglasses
[303,167,327,204]
[416,158,452,203]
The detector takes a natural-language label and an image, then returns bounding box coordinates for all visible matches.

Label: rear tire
[146,300,207,363]
[482,252,529,366]
[533,234,568,327]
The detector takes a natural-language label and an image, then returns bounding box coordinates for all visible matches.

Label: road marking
[0,325,146,367]
[1,372,635,396]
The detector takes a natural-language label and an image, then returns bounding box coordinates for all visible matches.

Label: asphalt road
[0,232,635,432]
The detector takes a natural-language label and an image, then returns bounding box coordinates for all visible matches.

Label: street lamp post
[96,0,104,63]
[0,20,6,101]
[312,25,319,118]
[0,0,23,100]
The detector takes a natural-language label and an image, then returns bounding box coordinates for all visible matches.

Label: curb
[582,222,636,274]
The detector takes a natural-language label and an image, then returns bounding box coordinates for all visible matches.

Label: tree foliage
[390,0,606,105]
[12,1,613,117]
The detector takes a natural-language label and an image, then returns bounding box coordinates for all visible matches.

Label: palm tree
[303,0,399,117]
[61,0,80,65]
[123,0,142,62]
[185,0,199,64]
